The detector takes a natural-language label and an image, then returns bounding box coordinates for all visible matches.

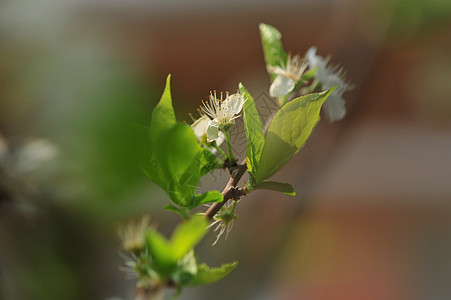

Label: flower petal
[269,75,295,98]
[216,131,225,146]
[191,115,210,140]
[225,93,245,116]
[206,119,220,142]
[306,46,329,83]
[323,94,346,122]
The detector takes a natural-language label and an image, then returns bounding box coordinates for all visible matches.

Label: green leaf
[150,74,176,146]
[259,23,288,81]
[164,204,181,214]
[156,123,201,181]
[239,83,265,185]
[146,230,176,278]
[193,190,223,207]
[252,181,295,196]
[163,205,191,219]
[172,250,198,285]
[188,262,238,286]
[155,123,202,207]
[171,215,208,260]
[145,74,177,187]
[198,148,221,177]
[254,88,336,183]
[146,216,208,279]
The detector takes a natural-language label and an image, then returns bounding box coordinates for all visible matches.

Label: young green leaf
[146,216,208,279]
[155,123,202,207]
[252,181,295,196]
[254,88,336,183]
[146,74,182,190]
[146,230,176,278]
[259,23,288,81]
[163,205,191,219]
[193,190,223,207]
[239,83,264,184]
[150,74,176,146]
[188,262,238,286]
[198,148,222,177]
[170,215,208,260]
[172,250,198,286]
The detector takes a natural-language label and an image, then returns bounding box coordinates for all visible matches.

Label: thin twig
[204,160,247,220]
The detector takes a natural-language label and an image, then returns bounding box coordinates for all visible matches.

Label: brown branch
[204,160,247,220]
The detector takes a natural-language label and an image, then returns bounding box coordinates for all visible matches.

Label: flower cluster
[267,47,353,122]
[118,215,151,253]
[117,23,354,299]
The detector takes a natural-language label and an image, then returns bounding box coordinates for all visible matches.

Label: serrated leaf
[188,262,238,286]
[171,215,208,260]
[259,23,288,81]
[253,181,295,196]
[239,83,265,185]
[254,88,336,183]
[193,190,223,207]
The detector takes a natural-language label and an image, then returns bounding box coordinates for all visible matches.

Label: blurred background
[1,0,451,299]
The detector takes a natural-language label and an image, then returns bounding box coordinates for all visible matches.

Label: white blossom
[191,114,225,146]
[118,215,152,253]
[306,47,353,122]
[267,54,308,98]
[200,91,246,142]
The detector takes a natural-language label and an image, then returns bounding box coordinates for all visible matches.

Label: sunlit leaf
[146,230,176,278]
[254,88,336,183]
[172,250,198,285]
[253,181,295,196]
[155,123,202,207]
[193,190,223,207]
[239,83,265,185]
[259,23,288,81]
[188,262,238,286]
[198,148,221,177]
[150,74,176,146]
[171,215,208,260]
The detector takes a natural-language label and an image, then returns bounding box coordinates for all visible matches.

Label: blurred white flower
[118,215,151,253]
[267,54,308,98]
[306,47,353,122]
[14,139,58,175]
[201,91,246,142]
